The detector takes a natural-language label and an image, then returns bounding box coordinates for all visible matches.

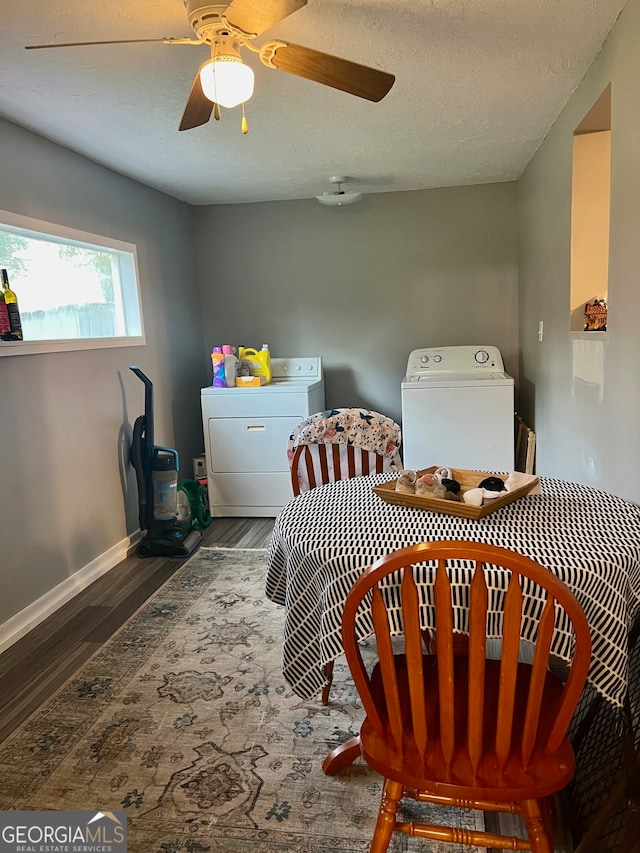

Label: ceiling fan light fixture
[316,190,363,206]
[200,55,255,109]
[316,176,363,206]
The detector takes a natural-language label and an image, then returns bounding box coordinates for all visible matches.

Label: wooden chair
[339,540,592,853]
[515,414,536,474]
[290,442,387,497]
[290,440,397,704]
[288,408,403,703]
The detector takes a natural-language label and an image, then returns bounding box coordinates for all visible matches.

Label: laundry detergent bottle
[238,345,272,383]
[211,346,226,387]
[222,345,239,387]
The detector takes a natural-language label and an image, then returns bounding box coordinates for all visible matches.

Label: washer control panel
[405,345,505,379]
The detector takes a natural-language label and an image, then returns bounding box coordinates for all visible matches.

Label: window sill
[0,336,145,357]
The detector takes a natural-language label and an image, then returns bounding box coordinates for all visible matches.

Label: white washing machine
[401,345,514,471]
[201,357,325,516]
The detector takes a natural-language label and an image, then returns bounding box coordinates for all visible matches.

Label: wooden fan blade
[268,42,395,102]
[25,38,174,50]
[179,70,214,131]
[224,0,307,37]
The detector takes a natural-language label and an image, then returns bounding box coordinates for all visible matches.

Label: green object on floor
[177,478,212,528]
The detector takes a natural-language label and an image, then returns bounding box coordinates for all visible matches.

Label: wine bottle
[1,269,23,341]
[0,289,11,341]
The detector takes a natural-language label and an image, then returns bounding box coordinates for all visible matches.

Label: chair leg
[370,779,403,853]
[322,736,361,775]
[321,660,334,705]
[521,798,552,853]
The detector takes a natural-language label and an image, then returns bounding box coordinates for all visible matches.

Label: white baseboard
[0,531,141,656]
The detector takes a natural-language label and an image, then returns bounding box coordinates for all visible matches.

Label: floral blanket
[287,408,403,468]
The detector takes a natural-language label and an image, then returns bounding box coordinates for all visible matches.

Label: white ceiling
[0,0,627,205]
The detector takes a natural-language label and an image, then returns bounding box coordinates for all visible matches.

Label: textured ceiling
[0,0,628,205]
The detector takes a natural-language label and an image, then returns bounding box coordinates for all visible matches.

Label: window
[0,209,144,356]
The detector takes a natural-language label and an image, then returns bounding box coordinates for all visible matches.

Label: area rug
[0,548,485,853]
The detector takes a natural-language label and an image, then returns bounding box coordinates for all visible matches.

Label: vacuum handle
[129,365,151,387]
[129,365,154,463]
[130,366,153,418]
[153,446,180,471]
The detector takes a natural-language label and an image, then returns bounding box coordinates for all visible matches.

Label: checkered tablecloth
[265,473,640,709]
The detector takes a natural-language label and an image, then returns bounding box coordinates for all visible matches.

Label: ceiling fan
[25,0,396,133]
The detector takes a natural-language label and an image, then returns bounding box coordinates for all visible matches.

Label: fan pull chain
[212,42,220,120]
[241,103,248,135]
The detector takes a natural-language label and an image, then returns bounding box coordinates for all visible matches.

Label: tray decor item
[372,466,540,519]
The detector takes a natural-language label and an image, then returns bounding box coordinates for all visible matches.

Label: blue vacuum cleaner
[129,366,202,558]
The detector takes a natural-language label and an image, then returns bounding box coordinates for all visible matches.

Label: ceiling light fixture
[199,36,254,109]
[200,55,254,109]
[316,176,363,206]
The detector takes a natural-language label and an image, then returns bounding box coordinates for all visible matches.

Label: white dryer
[201,357,325,517]
[401,346,514,472]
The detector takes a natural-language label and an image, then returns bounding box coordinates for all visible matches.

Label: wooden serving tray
[372,467,540,519]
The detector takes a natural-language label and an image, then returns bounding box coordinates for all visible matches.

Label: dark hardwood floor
[0,517,274,745]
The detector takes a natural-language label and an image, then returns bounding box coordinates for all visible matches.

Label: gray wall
[194,182,519,425]
[518,0,640,502]
[0,117,208,625]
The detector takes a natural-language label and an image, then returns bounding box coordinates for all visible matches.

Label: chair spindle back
[343,541,591,781]
[291,443,386,496]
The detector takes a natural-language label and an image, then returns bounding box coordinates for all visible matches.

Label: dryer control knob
[433,355,442,363]
[475,349,490,364]
[420,355,429,364]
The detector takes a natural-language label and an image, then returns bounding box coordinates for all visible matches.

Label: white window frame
[0,209,145,357]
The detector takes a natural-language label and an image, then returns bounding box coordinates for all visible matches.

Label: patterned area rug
[0,548,485,852]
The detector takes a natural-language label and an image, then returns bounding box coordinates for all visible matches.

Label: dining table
[265,472,640,714]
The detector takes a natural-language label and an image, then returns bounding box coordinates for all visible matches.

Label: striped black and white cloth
[265,473,640,710]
